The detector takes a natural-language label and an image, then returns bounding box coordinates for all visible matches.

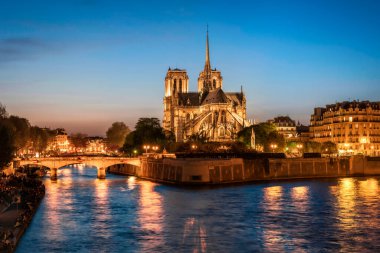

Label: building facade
[268,116,297,139]
[163,31,251,142]
[309,100,380,156]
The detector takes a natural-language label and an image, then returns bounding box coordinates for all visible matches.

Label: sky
[0,0,379,136]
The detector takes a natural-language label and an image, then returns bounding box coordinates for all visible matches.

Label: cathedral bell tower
[163,68,189,132]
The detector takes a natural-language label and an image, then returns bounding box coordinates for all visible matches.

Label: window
[173,79,177,93]
[221,110,226,123]
[213,79,216,88]
[179,79,182,93]
[191,175,202,181]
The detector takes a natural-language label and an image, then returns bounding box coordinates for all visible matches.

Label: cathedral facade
[163,32,251,142]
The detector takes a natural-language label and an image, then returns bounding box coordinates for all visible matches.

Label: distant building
[163,30,250,142]
[296,124,310,142]
[268,116,297,139]
[309,100,380,156]
[85,137,107,154]
[48,131,71,153]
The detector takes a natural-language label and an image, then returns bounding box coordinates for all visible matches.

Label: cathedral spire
[203,26,212,91]
[205,25,211,72]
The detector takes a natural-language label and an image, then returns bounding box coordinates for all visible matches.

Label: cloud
[0,37,50,63]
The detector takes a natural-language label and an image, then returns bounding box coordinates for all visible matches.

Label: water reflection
[137,181,164,251]
[291,186,309,212]
[336,178,357,230]
[15,168,380,253]
[44,180,64,241]
[182,217,207,253]
[127,176,137,191]
[93,179,112,239]
[262,186,285,251]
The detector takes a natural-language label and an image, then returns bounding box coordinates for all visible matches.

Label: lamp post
[270,143,277,153]
[143,145,150,154]
[152,146,159,153]
[296,143,303,156]
[191,144,198,151]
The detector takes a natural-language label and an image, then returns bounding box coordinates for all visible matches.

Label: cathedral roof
[178,92,201,106]
[177,89,245,107]
[201,88,229,105]
[225,92,244,106]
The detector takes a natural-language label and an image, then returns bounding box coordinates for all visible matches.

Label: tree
[122,118,168,154]
[188,132,209,143]
[304,141,322,153]
[29,126,50,153]
[106,122,130,148]
[6,115,30,152]
[70,133,88,153]
[266,131,285,152]
[0,102,8,119]
[237,122,284,152]
[0,123,15,169]
[321,141,338,154]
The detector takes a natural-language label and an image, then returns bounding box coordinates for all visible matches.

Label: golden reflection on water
[291,186,309,212]
[262,186,284,251]
[182,217,208,253]
[45,168,74,240]
[127,176,137,191]
[263,186,283,213]
[44,179,63,240]
[94,178,112,238]
[358,178,378,199]
[335,178,357,232]
[137,181,163,251]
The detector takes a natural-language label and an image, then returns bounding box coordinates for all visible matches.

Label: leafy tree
[237,122,284,152]
[7,115,30,152]
[321,141,338,154]
[106,122,131,148]
[70,133,88,153]
[0,103,8,119]
[188,132,209,143]
[122,118,168,154]
[304,141,322,153]
[0,123,15,169]
[29,126,50,153]
[266,131,285,152]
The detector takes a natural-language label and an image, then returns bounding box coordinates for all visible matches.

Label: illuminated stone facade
[268,116,297,139]
[163,31,250,142]
[48,133,71,153]
[310,101,380,156]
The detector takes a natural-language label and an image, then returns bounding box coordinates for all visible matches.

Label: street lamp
[270,143,277,153]
[143,145,150,154]
[152,146,159,152]
[191,144,198,150]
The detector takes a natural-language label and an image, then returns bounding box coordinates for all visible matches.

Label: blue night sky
[1,0,379,135]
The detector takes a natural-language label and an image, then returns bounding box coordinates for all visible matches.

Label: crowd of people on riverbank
[0,173,45,252]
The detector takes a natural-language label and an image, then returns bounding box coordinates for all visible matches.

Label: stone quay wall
[108,156,380,185]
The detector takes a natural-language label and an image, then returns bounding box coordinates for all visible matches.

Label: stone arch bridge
[17,156,140,180]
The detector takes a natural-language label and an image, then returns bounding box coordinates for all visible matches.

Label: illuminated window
[349,116,353,122]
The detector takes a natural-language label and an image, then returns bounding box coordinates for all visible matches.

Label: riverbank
[0,175,45,252]
[108,155,380,185]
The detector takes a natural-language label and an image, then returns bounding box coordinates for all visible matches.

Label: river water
[16,165,380,252]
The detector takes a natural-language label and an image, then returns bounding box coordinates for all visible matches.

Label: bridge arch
[17,157,141,180]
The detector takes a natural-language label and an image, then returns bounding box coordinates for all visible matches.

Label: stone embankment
[0,175,45,252]
[108,155,380,185]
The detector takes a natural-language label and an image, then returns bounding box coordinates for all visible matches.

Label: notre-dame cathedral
[163,31,251,142]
